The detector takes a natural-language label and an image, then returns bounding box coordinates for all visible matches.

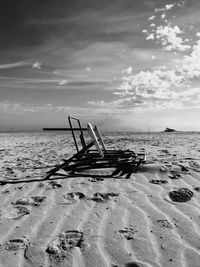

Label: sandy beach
[0,131,200,267]
[2,0,200,266]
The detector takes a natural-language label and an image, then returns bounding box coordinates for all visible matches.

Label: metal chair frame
[44,116,146,179]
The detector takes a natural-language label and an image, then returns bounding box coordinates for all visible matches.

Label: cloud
[0,61,29,69]
[32,61,42,69]
[58,80,68,85]
[89,85,200,112]
[143,1,191,53]
[161,14,166,19]
[122,66,133,75]
[155,25,191,51]
[0,101,124,117]
[178,39,200,78]
[0,77,65,85]
[100,0,200,114]
[88,98,139,109]
[165,4,175,11]
[154,3,175,13]
[115,32,200,111]
[86,67,91,72]
[142,29,148,33]
[119,69,185,91]
[0,101,64,113]
[154,8,166,13]
[119,31,200,96]
[0,75,108,91]
[144,22,191,52]
[148,15,155,20]
[177,0,186,8]
[146,33,154,40]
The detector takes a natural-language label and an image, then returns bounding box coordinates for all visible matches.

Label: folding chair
[45,116,146,179]
[87,122,139,158]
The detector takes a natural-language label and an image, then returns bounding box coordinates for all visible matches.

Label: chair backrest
[87,123,104,157]
[68,115,105,157]
[94,125,106,151]
[68,116,87,152]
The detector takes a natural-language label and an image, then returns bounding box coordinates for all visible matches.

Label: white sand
[0,132,200,267]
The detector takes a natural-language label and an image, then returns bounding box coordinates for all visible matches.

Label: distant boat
[164,127,176,132]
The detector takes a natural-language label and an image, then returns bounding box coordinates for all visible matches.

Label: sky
[1,0,200,131]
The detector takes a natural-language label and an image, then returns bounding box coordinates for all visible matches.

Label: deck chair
[67,116,136,158]
[44,116,146,179]
[87,122,139,158]
[86,122,146,176]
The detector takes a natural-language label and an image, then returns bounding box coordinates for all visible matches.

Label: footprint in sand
[169,174,181,179]
[46,230,84,263]
[1,189,10,194]
[4,206,30,219]
[46,181,62,190]
[179,165,189,172]
[63,192,85,203]
[149,179,168,185]
[118,227,137,240]
[160,166,169,172]
[157,219,173,229]
[124,263,147,267]
[6,236,30,251]
[193,186,200,192]
[170,166,183,177]
[112,263,145,267]
[88,177,104,182]
[11,196,46,206]
[91,192,119,202]
[169,188,193,203]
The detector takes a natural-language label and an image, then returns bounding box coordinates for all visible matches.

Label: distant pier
[43,128,87,131]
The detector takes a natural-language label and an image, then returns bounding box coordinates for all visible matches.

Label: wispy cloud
[88,87,200,111]
[0,61,29,69]
[58,80,68,85]
[0,101,125,117]
[105,0,200,113]
[122,66,133,75]
[117,39,200,110]
[0,76,108,90]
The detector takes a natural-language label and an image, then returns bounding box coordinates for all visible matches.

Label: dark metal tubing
[68,116,84,152]
[45,140,95,179]
[43,128,87,131]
